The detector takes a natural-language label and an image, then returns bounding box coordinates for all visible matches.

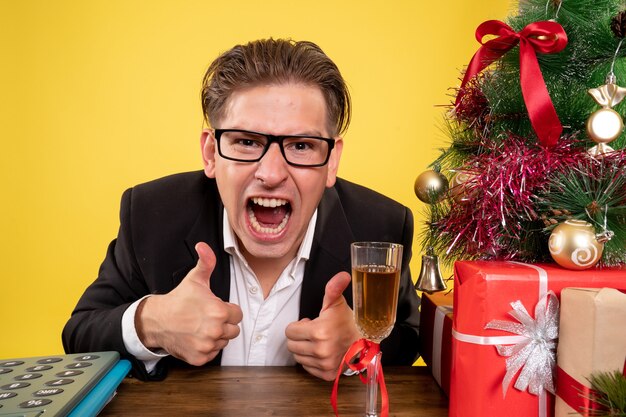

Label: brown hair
[201,38,351,136]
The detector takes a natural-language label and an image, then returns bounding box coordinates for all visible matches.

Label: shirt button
[249,286,258,295]
[254,334,263,343]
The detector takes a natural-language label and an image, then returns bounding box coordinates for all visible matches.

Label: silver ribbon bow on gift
[485,291,559,397]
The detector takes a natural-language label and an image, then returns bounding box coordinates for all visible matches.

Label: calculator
[0,351,130,417]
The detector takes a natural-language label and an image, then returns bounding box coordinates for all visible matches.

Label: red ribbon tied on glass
[331,339,388,417]
[455,20,568,147]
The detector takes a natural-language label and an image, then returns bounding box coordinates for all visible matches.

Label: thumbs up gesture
[136,242,243,366]
[285,272,360,381]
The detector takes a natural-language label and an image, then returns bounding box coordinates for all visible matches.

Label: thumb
[188,242,217,287]
[320,271,351,313]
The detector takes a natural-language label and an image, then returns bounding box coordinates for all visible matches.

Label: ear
[325,137,343,188]
[201,129,217,178]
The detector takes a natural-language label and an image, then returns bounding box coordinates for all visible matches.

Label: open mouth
[247,197,291,235]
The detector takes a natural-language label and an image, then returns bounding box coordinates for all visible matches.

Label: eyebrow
[227,128,328,137]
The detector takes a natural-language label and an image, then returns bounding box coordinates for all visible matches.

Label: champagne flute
[351,242,402,417]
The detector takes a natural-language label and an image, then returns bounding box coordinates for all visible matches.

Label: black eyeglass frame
[213,129,336,168]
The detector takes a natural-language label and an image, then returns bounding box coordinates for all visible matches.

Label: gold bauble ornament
[448,171,476,204]
[414,170,449,204]
[548,219,604,270]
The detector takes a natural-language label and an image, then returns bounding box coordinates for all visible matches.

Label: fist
[136,242,243,365]
[285,272,360,380]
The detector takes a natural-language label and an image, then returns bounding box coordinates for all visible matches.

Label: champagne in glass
[352,265,400,343]
[351,242,402,417]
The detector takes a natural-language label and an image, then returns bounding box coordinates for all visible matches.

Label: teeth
[252,197,288,208]
[248,207,290,235]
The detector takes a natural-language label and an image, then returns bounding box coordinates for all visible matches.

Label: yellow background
[0,1,509,358]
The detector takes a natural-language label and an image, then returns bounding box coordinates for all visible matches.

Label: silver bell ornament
[415,247,447,293]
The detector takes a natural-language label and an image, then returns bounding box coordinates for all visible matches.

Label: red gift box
[449,261,626,417]
[420,291,454,396]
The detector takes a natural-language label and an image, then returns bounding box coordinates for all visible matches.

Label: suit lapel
[300,186,355,319]
[174,178,231,303]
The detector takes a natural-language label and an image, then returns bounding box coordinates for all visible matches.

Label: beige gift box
[555,287,626,417]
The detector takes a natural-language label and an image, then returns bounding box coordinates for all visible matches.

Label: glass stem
[365,351,381,417]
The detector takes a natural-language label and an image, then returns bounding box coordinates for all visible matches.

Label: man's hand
[135,242,243,366]
[285,272,360,381]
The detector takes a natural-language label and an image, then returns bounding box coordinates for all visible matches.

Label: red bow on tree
[455,20,568,147]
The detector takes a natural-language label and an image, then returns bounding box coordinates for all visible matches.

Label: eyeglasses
[213,129,335,167]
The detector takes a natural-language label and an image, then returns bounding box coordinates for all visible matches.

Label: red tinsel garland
[435,135,583,261]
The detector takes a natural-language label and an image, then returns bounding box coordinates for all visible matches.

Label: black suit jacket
[62,171,421,380]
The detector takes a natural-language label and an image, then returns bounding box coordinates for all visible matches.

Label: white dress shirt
[121,208,317,373]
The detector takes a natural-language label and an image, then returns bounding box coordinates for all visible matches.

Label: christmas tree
[416,0,626,270]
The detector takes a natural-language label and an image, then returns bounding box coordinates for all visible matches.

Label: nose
[254,143,289,187]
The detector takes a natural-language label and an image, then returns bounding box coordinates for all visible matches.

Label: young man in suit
[62,38,421,381]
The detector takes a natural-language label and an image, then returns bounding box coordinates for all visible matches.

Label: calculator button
[45,378,74,386]
[0,368,13,375]
[0,391,18,399]
[75,354,100,361]
[36,357,63,364]
[0,360,24,367]
[66,362,92,369]
[1,382,31,390]
[14,373,43,381]
[26,365,53,372]
[19,398,53,408]
[55,370,83,377]
[33,388,64,396]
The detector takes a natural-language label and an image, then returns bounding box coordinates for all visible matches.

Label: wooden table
[100,366,449,416]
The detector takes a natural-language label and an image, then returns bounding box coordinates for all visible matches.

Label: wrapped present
[449,261,626,417]
[555,287,626,417]
[419,291,453,396]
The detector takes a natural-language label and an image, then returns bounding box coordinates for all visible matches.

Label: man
[62,38,420,381]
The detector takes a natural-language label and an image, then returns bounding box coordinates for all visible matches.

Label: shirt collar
[222,208,318,268]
